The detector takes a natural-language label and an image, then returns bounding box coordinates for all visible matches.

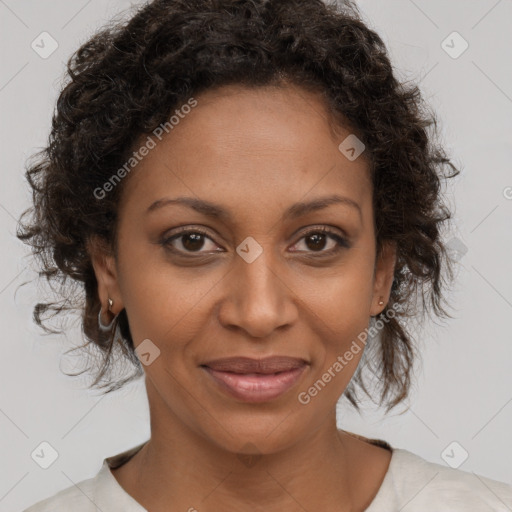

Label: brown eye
[181,232,206,252]
[304,232,329,251]
[290,227,350,255]
[161,228,222,255]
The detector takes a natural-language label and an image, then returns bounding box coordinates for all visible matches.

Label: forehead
[119,84,372,221]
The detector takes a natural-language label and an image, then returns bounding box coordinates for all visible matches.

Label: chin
[193,409,315,457]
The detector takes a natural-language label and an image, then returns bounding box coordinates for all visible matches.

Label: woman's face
[91,84,396,454]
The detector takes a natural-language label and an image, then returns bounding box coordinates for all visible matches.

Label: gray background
[1,0,511,510]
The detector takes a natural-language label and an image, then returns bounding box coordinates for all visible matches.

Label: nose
[217,245,298,339]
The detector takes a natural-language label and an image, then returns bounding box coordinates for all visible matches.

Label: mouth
[200,356,309,403]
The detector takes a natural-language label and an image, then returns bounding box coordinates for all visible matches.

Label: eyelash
[160,225,350,258]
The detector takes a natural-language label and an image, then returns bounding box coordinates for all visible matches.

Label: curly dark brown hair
[17,0,460,412]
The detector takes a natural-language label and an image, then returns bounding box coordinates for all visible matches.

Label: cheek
[298,291,372,408]
[303,255,374,337]
[117,252,223,355]
[299,256,374,390]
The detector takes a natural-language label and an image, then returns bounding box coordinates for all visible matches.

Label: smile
[200,357,309,403]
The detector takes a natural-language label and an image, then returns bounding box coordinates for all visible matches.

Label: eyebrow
[146,194,362,222]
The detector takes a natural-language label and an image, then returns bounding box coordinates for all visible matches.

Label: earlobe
[371,240,397,316]
[86,235,124,314]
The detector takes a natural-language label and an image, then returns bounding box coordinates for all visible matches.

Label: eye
[290,226,350,255]
[160,227,223,255]
[160,225,350,257]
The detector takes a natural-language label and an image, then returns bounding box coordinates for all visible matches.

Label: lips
[202,356,308,374]
[200,356,309,403]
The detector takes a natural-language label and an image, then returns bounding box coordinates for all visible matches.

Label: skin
[88,83,397,511]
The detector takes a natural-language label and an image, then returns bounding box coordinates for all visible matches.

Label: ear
[370,240,397,317]
[86,235,124,316]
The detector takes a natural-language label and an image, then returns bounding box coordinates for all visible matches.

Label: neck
[112,379,389,512]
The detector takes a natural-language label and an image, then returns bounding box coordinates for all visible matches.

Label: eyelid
[163,224,347,241]
[296,224,347,239]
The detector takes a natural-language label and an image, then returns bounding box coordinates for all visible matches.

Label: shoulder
[22,441,148,512]
[22,471,100,512]
[386,448,512,511]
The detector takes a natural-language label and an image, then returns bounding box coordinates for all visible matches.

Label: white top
[23,436,512,511]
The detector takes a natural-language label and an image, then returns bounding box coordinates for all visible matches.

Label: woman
[18,0,512,510]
